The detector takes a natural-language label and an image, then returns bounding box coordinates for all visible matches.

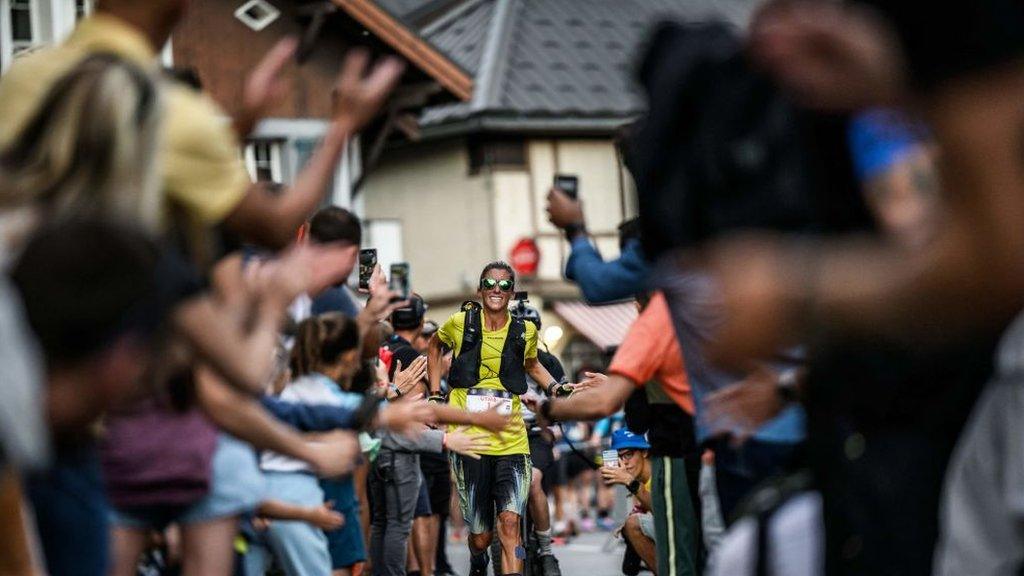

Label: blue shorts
[414,470,432,518]
[321,477,367,568]
[112,434,264,529]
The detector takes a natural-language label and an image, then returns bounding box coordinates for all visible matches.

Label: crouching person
[602,429,657,574]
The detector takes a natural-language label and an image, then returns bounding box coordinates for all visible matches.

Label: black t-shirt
[805,331,1000,575]
[387,334,450,473]
[386,334,424,387]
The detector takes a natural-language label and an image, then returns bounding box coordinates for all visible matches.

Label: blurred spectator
[12,221,171,576]
[0,1,402,263]
[307,206,363,318]
[537,292,700,575]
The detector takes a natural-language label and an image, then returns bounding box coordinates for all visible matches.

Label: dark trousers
[26,447,110,576]
[369,451,422,576]
[709,437,801,524]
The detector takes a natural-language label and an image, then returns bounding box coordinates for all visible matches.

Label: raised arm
[427,333,444,397]
[224,50,404,248]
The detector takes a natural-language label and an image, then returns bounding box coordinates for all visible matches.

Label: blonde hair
[0,53,162,232]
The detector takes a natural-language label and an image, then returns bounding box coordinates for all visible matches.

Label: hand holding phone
[359,249,377,290]
[389,262,410,302]
[602,449,620,469]
[554,174,579,200]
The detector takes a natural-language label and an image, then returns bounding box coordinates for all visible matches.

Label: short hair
[478,261,516,286]
[308,206,361,246]
[10,220,161,366]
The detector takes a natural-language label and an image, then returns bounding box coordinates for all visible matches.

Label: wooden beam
[332,0,474,102]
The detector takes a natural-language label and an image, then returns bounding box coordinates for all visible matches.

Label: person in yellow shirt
[427,261,572,576]
[0,0,403,259]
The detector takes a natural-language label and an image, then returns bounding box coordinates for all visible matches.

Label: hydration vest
[448,301,528,395]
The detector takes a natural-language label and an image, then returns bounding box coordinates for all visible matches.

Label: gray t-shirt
[655,263,806,444]
[935,310,1024,575]
[0,276,49,470]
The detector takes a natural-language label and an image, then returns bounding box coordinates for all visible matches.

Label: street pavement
[446,531,628,576]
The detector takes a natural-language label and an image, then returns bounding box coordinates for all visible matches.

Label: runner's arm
[525,356,561,395]
[427,333,444,396]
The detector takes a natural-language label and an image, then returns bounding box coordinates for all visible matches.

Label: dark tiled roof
[418,0,758,130]
[375,0,457,25]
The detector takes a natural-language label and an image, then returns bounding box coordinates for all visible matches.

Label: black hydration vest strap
[498,317,528,395]
[448,301,482,389]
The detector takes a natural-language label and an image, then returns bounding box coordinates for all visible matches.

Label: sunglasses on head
[480,278,514,292]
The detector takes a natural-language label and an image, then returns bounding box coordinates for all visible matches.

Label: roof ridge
[471,0,519,112]
[420,0,484,36]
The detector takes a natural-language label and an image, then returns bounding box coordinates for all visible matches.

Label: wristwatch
[563,222,587,243]
[626,479,641,495]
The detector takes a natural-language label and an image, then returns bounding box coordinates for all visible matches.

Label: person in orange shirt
[529,291,702,576]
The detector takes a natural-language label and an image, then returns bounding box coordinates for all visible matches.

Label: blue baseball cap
[610,428,650,451]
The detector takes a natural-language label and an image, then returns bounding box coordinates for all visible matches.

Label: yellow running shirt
[438,310,537,456]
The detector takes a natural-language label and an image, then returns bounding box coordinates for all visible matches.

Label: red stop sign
[510,238,540,278]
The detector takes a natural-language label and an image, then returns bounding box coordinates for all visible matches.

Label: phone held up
[554,174,579,200]
[389,262,410,302]
[602,449,620,469]
[358,249,377,290]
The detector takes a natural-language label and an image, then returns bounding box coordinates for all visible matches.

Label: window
[244,140,284,183]
[468,137,527,174]
[234,0,280,32]
[10,0,35,55]
[75,0,93,20]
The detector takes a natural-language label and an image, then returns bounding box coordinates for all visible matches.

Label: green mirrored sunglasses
[480,278,514,292]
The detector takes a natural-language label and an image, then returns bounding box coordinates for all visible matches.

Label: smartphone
[358,249,377,290]
[389,262,410,301]
[554,174,579,200]
[602,449,620,469]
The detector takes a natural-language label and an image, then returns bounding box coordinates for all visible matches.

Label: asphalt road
[445,531,628,576]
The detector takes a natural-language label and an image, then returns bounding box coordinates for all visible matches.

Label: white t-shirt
[259,372,362,474]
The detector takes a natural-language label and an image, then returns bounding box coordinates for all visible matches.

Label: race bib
[466,390,513,415]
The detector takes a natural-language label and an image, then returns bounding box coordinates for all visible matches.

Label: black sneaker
[622,542,642,576]
[469,552,490,576]
[539,554,562,576]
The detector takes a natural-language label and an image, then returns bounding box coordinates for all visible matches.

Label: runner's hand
[445,427,490,460]
[305,501,345,531]
[548,382,575,398]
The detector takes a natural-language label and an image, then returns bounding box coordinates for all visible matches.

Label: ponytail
[290,313,361,377]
